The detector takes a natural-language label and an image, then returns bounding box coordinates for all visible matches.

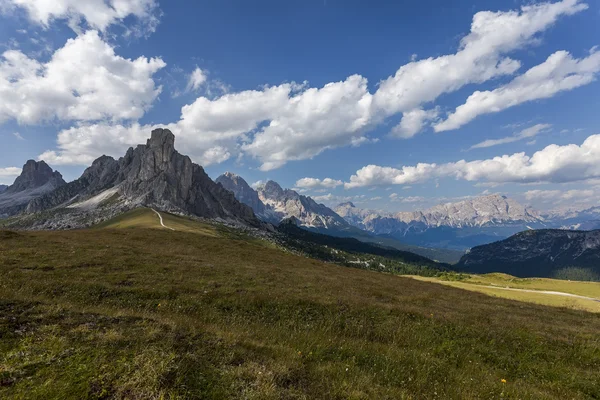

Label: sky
[0,0,599,213]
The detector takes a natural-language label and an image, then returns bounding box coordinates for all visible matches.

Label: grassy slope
[411,275,600,314]
[0,210,599,399]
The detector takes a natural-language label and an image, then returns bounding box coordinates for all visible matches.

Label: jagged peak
[262,180,284,192]
[147,128,175,148]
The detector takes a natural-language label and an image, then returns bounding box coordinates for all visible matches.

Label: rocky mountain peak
[25,129,260,227]
[259,180,285,199]
[0,160,66,217]
[6,160,65,194]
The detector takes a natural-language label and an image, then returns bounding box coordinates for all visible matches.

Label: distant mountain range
[3,129,600,275]
[216,172,352,232]
[335,197,600,251]
[458,229,600,280]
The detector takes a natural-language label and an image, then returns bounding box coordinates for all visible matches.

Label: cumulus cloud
[0,0,160,34]
[295,177,343,189]
[345,134,600,188]
[390,108,439,139]
[38,121,236,167]
[0,31,165,125]
[373,0,587,130]
[0,166,21,184]
[312,193,366,205]
[242,75,374,170]
[186,67,207,92]
[435,50,600,131]
[469,123,552,150]
[35,0,592,170]
[525,188,595,202]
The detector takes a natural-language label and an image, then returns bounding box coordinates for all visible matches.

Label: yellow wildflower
[501,379,507,384]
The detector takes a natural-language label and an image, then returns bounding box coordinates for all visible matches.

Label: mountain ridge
[335,195,547,250]
[10,129,260,229]
[457,229,600,279]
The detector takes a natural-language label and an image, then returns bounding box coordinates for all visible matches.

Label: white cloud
[469,123,552,149]
[373,0,587,133]
[38,121,235,167]
[345,134,600,188]
[435,50,600,131]
[186,67,207,92]
[312,193,366,205]
[242,75,374,171]
[12,132,24,140]
[0,0,160,34]
[0,31,165,125]
[525,188,595,202]
[295,177,343,189]
[0,166,21,184]
[390,108,438,139]
[524,188,598,209]
[34,1,592,170]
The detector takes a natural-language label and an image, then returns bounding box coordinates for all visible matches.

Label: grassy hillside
[1,210,599,399]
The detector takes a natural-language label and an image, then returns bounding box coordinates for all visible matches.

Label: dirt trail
[151,209,175,231]
[473,284,600,303]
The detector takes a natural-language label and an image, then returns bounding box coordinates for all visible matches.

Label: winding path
[151,209,175,231]
[475,284,600,303]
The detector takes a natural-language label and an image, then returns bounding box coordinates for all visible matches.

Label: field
[1,209,599,399]
[411,273,600,313]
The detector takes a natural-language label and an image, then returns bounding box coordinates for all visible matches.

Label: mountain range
[2,128,600,274]
[335,197,600,250]
[216,172,352,232]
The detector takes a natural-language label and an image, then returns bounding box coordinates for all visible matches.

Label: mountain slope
[0,160,66,217]
[0,185,7,194]
[19,129,259,229]
[1,218,599,398]
[457,229,600,279]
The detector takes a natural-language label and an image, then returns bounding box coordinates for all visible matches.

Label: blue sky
[1,0,599,212]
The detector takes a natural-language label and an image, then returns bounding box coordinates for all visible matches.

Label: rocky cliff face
[216,172,276,222]
[256,180,351,230]
[0,160,66,217]
[26,129,259,227]
[457,229,600,278]
[0,185,7,194]
[215,173,352,231]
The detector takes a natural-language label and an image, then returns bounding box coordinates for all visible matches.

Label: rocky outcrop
[0,160,66,217]
[256,180,351,231]
[27,129,259,227]
[457,229,600,278]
